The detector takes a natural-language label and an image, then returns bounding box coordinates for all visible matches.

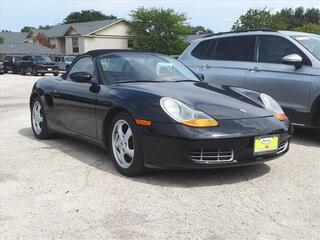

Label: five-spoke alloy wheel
[109,112,145,176]
[31,97,52,139]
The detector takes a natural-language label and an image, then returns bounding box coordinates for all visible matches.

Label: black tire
[4,69,8,74]
[41,73,45,76]
[21,68,26,75]
[31,97,53,139]
[53,72,59,76]
[33,68,38,76]
[317,114,320,135]
[109,111,145,176]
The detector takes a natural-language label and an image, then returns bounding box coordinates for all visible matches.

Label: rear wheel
[109,111,145,176]
[21,68,26,75]
[31,97,52,139]
[53,72,59,76]
[32,68,38,76]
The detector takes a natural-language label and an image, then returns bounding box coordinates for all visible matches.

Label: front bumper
[36,67,59,73]
[139,117,292,169]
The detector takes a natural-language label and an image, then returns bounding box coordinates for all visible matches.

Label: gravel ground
[0,74,319,240]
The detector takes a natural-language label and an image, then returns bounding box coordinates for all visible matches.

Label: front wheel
[31,97,52,139]
[21,68,26,75]
[109,112,145,176]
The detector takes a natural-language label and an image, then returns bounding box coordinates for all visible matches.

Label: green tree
[21,26,34,32]
[232,8,273,31]
[232,7,320,34]
[293,23,320,34]
[129,7,192,55]
[0,37,3,45]
[191,26,213,35]
[64,10,117,24]
[38,25,54,29]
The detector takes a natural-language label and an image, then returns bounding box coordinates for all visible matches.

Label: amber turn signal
[135,119,152,126]
[182,119,219,127]
[274,113,287,121]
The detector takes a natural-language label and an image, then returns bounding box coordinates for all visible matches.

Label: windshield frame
[291,34,320,61]
[97,52,200,85]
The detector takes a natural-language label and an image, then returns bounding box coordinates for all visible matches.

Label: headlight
[260,93,287,121]
[160,97,219,127]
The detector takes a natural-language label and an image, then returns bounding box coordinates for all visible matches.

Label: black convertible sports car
[30,50,292,176]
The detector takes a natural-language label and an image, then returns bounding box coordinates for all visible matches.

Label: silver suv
[179,30,320,131]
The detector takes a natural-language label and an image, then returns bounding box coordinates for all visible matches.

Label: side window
[191,39,213,59]
[68,57,94,78]
[215,36,256,62]
[257,35,311,65]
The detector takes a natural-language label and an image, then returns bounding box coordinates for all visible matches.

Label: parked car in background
[0,61,4,74]
[3,55,22,74]
[179,30,320,132]
[20,55,59,76]
[54,55,75,71]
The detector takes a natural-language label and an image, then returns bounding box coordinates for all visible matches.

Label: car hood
[120,81,272,120]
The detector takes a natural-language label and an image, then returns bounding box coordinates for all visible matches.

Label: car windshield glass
[14,56,21,62]
[64,56,75,62]
[99,52,199,82]
[32,55,52,62]
[292,35,320,60]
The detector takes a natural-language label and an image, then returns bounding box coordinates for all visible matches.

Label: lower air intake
[189,149,234,164]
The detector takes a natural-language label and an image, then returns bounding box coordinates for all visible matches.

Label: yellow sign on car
[254,135,279,155]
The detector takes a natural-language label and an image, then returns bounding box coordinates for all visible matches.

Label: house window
[128,39,134,49]
[72,37,79,53]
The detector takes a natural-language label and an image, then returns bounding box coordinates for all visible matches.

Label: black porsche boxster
[30,50,292,176]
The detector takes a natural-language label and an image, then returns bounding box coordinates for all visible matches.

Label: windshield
[32,55,52,62]
[292,35,320,60]
[64,56,75,63]
[99,52,199,83]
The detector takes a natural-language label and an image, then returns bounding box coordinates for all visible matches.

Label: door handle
[53,89,60,97]
[248,67,260,73]
[201,64,210,69]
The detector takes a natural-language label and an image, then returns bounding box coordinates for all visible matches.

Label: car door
[53,56,98,139]
[187,36,256,88]
[246,35,312,123]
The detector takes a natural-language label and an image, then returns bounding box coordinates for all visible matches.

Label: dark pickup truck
[3,55,22,73]
[20,55,59,76]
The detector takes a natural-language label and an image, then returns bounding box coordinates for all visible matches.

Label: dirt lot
[0,74,319,240]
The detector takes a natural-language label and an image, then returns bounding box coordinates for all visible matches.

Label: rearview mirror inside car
[69,72,92,83]
[281,54,303,69]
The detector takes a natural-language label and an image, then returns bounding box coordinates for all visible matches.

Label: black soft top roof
[85,49,145,57]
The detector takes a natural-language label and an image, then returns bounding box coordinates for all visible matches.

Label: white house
[26,19,133,55]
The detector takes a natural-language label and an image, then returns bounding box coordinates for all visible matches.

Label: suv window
[191,39,213,59]
[257,35,311,65]
[214,36,255,62]
[68,57,94,77]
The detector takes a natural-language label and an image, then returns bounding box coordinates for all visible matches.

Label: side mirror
[196,72,205,81]
[281,54,303,69]
[69,72,92,83]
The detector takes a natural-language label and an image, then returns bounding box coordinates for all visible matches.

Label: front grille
[189,149,234,164]
[277,141,289,154]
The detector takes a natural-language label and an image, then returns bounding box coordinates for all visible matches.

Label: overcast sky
[0,0,319,32]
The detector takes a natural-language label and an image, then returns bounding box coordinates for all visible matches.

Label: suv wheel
[109,111,145,176]
[32,68,38,76]
[21,68,26,75]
